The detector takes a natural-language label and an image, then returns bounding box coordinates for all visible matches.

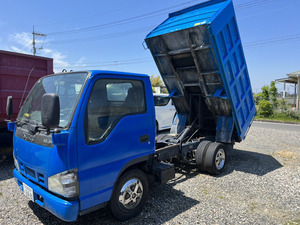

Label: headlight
[13,151,20,172]
[48,169,79,198]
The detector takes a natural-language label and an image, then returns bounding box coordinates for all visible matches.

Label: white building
[276,71,300,111]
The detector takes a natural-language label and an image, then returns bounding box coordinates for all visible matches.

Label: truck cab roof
[53,70,150,79]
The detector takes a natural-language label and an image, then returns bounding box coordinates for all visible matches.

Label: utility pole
[32,25,46,56]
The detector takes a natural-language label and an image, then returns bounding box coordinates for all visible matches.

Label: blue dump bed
[145,0,256,141]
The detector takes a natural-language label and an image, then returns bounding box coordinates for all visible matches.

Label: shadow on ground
[14,145,283,224]
[0,132,14,181]
[0,153,14,181]
[0,132,13,148]
[223,148,283,176]
[160,148,283,184]
[29,182,199,225]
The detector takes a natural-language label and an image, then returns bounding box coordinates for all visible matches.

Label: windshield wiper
[16,118,63,133]
[16,118,29,127]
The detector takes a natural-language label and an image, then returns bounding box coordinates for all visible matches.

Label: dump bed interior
[145,0,256,142]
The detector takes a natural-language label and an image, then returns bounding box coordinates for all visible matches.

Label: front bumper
[14,169,79,222]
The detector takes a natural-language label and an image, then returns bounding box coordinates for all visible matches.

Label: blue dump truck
[7,0,255,222]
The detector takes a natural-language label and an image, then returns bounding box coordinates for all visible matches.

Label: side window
[154,96,170,106]
[86,79,146,144]
[106,83,132,101]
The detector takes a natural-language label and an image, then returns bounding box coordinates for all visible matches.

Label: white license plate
[23,183,34,202]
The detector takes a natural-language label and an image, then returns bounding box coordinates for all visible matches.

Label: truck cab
[10,71,156,221]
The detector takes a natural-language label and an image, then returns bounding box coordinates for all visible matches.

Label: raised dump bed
[145,0,256,142]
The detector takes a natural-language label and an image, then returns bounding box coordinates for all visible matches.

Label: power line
[46,0,200,36]
[48,25,155,45]
[47,24,300,47]
[55,33,300,69]
[19,41,33,52]
[35,0,150,27]
[244,33,300,48]
[235,0,278,10]
[59,57,151,66]
[42,0,281,46]
[55,58,153,69]
[45,0,278,37]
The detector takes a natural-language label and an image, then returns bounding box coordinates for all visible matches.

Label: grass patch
[218,195,224,200]
[256,112,300,123]
[0,192,2,197]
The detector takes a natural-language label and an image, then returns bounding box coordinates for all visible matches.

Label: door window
[86,79,146,144]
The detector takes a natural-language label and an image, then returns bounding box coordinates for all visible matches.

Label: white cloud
[10,45,30,54]
[51,51,70,72]
[77,57,86,64]
[41,48,53,54]
[73,57,87,70]
[9,32,32,52]
[8,32,76,73]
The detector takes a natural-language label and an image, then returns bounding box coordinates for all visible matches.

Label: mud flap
[216,116,234,143]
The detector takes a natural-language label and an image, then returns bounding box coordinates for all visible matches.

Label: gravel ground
[0,121,299,225]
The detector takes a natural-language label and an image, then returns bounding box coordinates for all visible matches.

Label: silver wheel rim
[119,178,143,209]
[215,149,225,170]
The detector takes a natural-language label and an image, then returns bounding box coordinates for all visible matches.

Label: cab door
[76,74,155,211]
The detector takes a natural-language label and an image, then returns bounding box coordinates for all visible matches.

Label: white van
[154,94,176,131]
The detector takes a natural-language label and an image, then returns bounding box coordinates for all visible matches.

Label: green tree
[269,81,278,109]
[261,85,270,101]
[150,75,164,88]
[253,93,261,105]
[152,87,156,93]
[258,100,273,117]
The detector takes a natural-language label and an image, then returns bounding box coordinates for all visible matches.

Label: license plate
[23,183,34,202]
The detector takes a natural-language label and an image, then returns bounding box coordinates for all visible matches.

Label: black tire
[195,140,211,172]
[205,142,227,175]
[108,168,149,221]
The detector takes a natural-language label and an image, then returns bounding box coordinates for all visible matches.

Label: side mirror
[41,93,60,128]
[6,96,13,120]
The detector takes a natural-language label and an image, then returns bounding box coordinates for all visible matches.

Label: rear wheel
[195,140,211,171]
[205,142,227,175]
[108,169,149,221]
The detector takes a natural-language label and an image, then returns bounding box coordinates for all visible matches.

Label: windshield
[17,72,88,128]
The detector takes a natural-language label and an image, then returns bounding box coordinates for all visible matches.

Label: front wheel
[108,168,149,221]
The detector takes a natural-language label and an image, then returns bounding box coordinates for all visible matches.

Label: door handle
[140,135,149,143]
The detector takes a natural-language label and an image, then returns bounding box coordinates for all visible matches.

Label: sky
[0,0,300,93]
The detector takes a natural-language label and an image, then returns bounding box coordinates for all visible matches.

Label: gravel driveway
[0,121,299,225]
